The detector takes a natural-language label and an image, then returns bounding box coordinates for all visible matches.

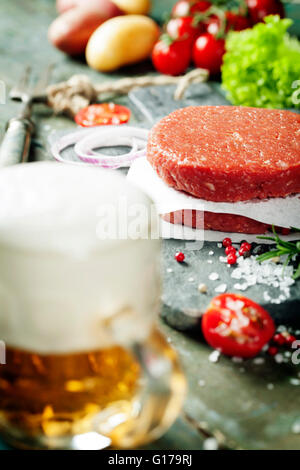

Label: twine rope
[46,68,209,117]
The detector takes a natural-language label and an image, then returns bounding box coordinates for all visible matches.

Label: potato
[111,0,151,15]
[86,15,159,72]
[56,0,78,14]
[56,0,121,15]
[49,4,122,55]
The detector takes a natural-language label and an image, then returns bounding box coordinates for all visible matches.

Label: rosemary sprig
[257,226,300,280]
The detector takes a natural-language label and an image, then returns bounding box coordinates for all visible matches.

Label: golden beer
[0,331,184,449]
[0,345,140,441]
[0,163,185,449]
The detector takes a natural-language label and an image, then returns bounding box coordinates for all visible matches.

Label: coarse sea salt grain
[231,255,295,304]
[290,378,300,386]
[215,283,227,293]
[203,438,218,451]
[253,357,265,365]
[209,272,219,281]
[274,353,284,364]
[232,356,243,363]
[292,421,300,434]
[209,350,220,363]
[234,282,248,291]
[278,325,287,333]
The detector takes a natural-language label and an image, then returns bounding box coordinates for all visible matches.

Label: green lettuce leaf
[221,15,300,109]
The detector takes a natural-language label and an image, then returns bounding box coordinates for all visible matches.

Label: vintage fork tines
[9,64,54,103]
[32,63,54,102]
[0,64,54,167]
[9,65,32,102]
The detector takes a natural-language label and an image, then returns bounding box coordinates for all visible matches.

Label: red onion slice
[78,138,138,168]
[50,126,148,169]
[50,128,97,166]
[74,127,148,168]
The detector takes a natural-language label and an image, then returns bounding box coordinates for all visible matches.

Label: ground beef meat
[162,210,271,234]
[147,106,300,202]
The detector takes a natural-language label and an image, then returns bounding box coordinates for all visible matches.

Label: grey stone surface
[161,320,300,450]
[162,240,300,330]
[129,82,229,124]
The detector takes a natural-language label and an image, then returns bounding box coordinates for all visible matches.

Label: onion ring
[50,126,148,168]
[74,127,148,168]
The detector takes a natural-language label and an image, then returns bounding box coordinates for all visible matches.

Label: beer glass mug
[0,163,185,450]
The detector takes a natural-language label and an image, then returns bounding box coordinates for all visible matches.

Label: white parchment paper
[127,158,300,243]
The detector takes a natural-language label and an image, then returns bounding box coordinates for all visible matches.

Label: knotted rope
[47,68,209,117]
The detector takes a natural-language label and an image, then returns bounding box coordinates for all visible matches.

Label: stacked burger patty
[147,106,300,234]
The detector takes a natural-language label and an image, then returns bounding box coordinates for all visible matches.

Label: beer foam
[0,163,160,353]
[0,162,153,255]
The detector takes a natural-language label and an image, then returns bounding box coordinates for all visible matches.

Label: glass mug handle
[73,330,186,450]
[116,332,186,448]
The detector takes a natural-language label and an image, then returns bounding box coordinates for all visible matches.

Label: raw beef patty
[147,106,300,202]
[162,210,287,234]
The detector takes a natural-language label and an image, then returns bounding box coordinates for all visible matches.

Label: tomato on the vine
[205,11,251,35]
[205,14,222,35]
[246,0,284,24]
[172,0,191,17]
[190,1,212,14]
[166,16,202,44]
[202,294,275,358]
[193,32,225,75]
[225,11,252,31]
[152,37,191,76]
[172,0,211,18]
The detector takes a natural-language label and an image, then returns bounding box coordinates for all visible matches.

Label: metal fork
[0,64,53,168]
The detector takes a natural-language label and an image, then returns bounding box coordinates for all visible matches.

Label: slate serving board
[129,85,300,330]
[129,82,230,125]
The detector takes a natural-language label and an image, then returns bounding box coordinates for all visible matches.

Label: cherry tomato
[190,1,212,14]
[193,33,225,75]
[225,11,252,31]
[166,16,201,44]
[246,0,284,24]
[202,293,275,358]
[75,103,131,127]
[205,12,250,35]
[205,14,222,35]
[172,0,211,18]
[152,38,191,76]
[172,0,191,17]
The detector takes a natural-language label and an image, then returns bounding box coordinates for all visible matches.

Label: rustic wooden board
[0,0,299,451]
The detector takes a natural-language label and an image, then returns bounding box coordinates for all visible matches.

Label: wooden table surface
[0,0,300,450]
